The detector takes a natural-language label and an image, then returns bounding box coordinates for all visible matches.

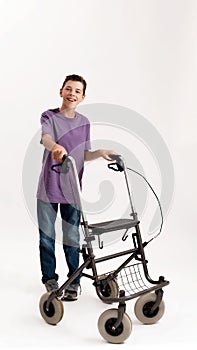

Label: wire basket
[115,263,151,297]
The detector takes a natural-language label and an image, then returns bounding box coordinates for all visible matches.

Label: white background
[0,0,197,349]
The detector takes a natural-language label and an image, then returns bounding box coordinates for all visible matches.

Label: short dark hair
[61,74,87,95]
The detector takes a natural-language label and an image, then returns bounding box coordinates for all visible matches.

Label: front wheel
[98,308,132,343]
[39,292,64,325]
[134,292,165,324]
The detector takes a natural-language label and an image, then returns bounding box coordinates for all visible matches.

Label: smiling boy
[37,74,114,301]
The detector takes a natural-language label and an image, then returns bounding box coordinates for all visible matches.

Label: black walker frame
[42,154,169,341]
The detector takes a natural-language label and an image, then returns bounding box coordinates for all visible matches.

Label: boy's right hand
[51,144,67,162]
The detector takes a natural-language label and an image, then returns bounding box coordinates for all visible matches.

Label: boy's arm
[42,134,67,162]
[42,134,56,151]
[84,149,115,161]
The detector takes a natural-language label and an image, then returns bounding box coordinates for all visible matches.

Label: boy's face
[60,80,85,109]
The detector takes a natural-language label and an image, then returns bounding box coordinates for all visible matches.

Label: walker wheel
[98,275,119,303]
[134,292,165,324]
[39,292,64,325]
[98,308,132,343]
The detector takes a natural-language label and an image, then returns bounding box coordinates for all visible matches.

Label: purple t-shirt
[37,108,91,203]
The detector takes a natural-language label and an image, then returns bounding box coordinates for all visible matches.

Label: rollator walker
[39,154,169,344]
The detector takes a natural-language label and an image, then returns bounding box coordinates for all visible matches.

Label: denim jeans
[37,199,81,285]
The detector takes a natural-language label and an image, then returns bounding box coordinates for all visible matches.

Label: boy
[37,74,114,301]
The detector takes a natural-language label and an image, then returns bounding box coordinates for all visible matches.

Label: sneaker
[61,284,80,302]
[45,279,59,293]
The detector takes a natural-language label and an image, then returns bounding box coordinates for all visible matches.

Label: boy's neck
[59,106,76,118]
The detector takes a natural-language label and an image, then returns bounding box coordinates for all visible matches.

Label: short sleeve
[39,112,55,144]
[40,113,53,136]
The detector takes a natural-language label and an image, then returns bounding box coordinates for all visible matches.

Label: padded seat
[88,218,139,235]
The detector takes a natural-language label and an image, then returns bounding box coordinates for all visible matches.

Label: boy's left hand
[99,150,116,161]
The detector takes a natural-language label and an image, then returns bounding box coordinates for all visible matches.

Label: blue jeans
[37,199,81,285]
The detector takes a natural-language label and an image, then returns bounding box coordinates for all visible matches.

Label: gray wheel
[97,275,119,303]
[134,293,165,324]
[39,292,64,325]
[98,308,132,343]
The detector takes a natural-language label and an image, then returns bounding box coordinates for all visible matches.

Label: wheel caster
[39,292,64,325]
[134,292,165,324]
[98,308,132,343]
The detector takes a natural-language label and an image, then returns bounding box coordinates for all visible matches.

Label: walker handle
[109,154,121,161]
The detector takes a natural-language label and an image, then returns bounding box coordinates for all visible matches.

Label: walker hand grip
[108,154,121,161]
[62,154,67,162]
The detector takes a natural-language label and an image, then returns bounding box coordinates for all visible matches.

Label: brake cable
[126,167,164,244]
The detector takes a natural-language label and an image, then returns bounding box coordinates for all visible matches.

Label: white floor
[1,228,197,350]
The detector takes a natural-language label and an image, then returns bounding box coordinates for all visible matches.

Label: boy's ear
[60,88,62,97]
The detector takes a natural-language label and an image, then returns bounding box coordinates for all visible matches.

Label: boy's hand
[51,144,67,162]
[99,150,116,161]
[84,149,117,161]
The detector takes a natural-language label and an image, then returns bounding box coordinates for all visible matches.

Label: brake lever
[51,154,68,173]
[108,154,124,172]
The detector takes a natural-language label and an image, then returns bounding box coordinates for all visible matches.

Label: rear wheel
[97,275,119,303]
[134,293,165,324]
[98,308,132,343]
[39,292,64,325]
